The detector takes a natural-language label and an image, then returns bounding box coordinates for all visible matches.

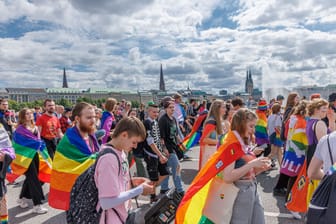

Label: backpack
[66,145,121,224]
[307,135,336,224]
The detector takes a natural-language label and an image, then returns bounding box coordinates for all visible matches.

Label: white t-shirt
[314,131,336,174]
[267,113,282,136]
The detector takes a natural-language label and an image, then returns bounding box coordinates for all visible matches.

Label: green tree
[8,100,20,111]
[57,98,72,108]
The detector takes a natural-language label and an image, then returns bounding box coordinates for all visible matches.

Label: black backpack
[307,135,336,224]
[66,145,121,224]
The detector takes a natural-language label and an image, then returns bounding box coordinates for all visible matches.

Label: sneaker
[32,205,48,214]
[17,198,29,208]
[290,210,302,220]
[273,188,286,197]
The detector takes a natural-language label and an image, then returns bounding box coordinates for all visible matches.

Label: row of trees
[8,97,140,112]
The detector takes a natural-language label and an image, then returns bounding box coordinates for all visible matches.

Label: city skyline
[0,1,336,94]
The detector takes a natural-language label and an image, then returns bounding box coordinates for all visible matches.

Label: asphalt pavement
[7,146,305,224]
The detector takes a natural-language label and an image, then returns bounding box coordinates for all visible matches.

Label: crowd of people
[0,90,335,223]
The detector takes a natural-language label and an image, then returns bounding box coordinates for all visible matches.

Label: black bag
[66,145,120,224]
[174,145,184,160]
[125,188,182,224]
[132,140,145,158]
[307,135,336,224]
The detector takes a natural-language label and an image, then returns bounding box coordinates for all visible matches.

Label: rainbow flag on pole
[8,125,52,183]
[48,127,99,210]
[182,111,208,150]
[175,131,244,224]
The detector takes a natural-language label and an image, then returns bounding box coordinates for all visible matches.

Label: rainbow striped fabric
[280,115,307,177]
[175,131,244,224]
[9,125,52,183]
[274,127,283,146]
[48,127,99,210]
[0,214,8,224]
[182,112,208,150]
[255,110,269,145]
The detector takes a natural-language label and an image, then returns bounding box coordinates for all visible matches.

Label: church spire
[62,68,68,88]
[159,64,165,91]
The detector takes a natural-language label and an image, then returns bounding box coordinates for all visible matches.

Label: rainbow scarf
[182,111,208,150]
[49,127,99,210]
[280,115,307,177]
[255,110,269,145]
[175,131,244,224]
[8,125,52,183]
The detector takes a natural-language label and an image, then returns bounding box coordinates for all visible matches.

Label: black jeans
[42,137,57,159]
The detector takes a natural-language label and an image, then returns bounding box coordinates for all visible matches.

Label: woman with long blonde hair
[199,99,226,169]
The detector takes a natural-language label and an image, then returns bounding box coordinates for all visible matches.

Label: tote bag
[202,176,239,224]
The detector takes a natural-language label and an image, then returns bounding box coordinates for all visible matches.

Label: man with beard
[49,102,100,210]
[36,99,63,159]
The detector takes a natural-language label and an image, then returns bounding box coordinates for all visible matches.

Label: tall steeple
[245,69,253,95]
[159,64,165,91]
[62,68,68,88]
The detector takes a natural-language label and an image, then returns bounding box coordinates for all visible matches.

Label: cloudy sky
[0,0,336,94]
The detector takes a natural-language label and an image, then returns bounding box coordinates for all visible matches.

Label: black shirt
[158,113,178,154]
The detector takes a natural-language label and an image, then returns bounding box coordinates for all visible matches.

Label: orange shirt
[36,114,60,140]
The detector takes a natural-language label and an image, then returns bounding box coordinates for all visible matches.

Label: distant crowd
[0,91,335,223]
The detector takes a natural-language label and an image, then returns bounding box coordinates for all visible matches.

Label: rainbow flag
[199,119,217,170]
[182,111,208,150]
[274,127,283,146]
[100,111,114,144]
[49,127,99,210]
[175,131,244,224]
[255,110,269,145]
[8,125,52,183]
[0,214,8,224]
[280,115,307,177]
[217,134,226,148]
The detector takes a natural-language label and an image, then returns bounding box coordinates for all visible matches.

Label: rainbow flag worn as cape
[49,127,99,210]
[182,111,208,150]
[8,125,52,183]
[100,111,112,129]
[255,110,269,145]
[280,115,307,177]
[274,127,283,146]
[199,119,217,170]
[175,131,244,224]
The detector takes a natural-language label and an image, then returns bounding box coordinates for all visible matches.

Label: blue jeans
[160,153,184,193]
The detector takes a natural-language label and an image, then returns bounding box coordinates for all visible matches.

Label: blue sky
[0,0,336,95]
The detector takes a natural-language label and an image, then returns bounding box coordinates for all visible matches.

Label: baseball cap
[147,101,158,108]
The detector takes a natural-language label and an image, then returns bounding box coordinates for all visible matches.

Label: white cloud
[0,0,336,96]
